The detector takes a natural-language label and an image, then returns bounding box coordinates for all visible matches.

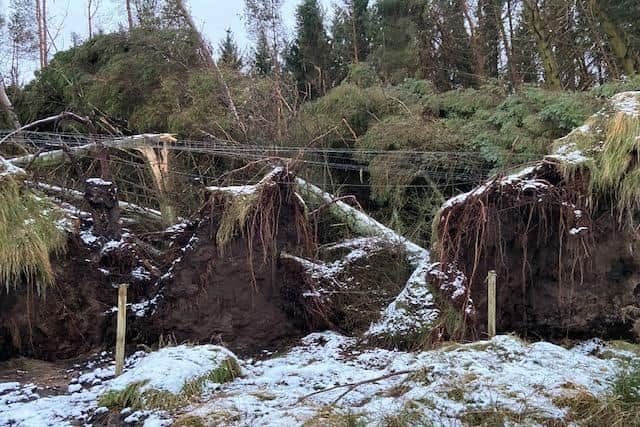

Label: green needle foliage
[0,176,67,296]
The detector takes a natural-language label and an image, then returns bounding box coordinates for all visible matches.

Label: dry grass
[589,112,640,226]
[553,362,640,427]
[98,357,241,412]
[303,407,367,427]
[0,176,67,295]
[210,169,314,287]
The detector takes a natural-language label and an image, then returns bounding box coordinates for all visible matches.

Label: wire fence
[1,130,541,222]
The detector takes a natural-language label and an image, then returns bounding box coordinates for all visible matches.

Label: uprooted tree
[432,91,640,341]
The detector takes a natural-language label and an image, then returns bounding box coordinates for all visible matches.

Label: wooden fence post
[115,283,128,376]
[487,270,496,338]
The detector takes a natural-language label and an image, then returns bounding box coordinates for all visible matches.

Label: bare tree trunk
[0,79,21,130]
[505,0,521,88]
[523,0,561,90]
[36,0,44,69]
[11,41,19,87]
[42,0,48,67]
[590,0,635,77]
[87,0,93,39]
[499,1,518,88]
[173,0,244,132]
[350,4,359,63]
[125,0,134,30]
[463,0,484,81]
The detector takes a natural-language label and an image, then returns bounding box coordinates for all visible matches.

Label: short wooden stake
[487,270,497,338]
[115,283,128,376]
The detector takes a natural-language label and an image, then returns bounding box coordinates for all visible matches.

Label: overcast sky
[1,0,333,76]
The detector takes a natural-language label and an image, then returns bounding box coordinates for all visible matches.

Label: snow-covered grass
[108,345,239,395]
[0,345,240,426]
[180,332,627,426]
[1,332,635,426]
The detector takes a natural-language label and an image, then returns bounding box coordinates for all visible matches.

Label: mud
[0,229,158,361]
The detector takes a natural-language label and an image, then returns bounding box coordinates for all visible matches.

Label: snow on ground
[109,345,239,394]
[185,332,622,426]
[366,254,439,339]
[0,345,237,427]
[0,332,629,427]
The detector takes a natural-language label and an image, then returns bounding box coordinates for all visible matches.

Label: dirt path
[0,357,76,397]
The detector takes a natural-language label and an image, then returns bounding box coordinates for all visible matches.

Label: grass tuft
[98,357,241,412]
[553,362,640,427]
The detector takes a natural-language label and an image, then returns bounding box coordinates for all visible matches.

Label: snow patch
[108,345,240,394]
[611,91,640,117]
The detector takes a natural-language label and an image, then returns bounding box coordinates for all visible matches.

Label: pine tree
[334,0,370,63]
[243,0,285,74]
[218,28,243,70]
[413,0,477,90]
[439,0,477,89]
[586,0,638,78]
[253,29,273,76]
[288,0,332,99]
[477,0,502,79]
[370,0,418,83]
[511,5,539,84]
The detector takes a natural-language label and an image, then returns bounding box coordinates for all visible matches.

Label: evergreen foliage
[218,29,243,71]
[0,176,67,295]
[252,30,273,76]
[288,0,332,99]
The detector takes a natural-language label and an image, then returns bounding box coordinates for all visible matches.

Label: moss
[0,177,67,295]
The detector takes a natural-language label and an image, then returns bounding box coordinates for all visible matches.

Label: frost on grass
[611,91,640,117]
[0,344,240,426]
[0,332,633,426]
[183,332,623,426]
[108,345,241,394]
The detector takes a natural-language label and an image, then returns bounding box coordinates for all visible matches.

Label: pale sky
[0,0,333,81]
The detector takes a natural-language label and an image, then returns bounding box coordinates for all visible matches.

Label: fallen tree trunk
[295,177,426,259]
[33,182,163,220]
[8,133,176,167]
[295,176,440,347]
[0,80,21,130]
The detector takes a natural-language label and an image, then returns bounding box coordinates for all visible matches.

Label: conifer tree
[218,28,243,70]
[287,0,332,99]
[477,0,502,79]
[253,29,273,76]
[370,0,417,83]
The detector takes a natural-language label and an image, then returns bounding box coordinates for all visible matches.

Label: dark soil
[145,181,317,355]
[0,229,157,361]
[436,161,640,341]
[0,237,114,361]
